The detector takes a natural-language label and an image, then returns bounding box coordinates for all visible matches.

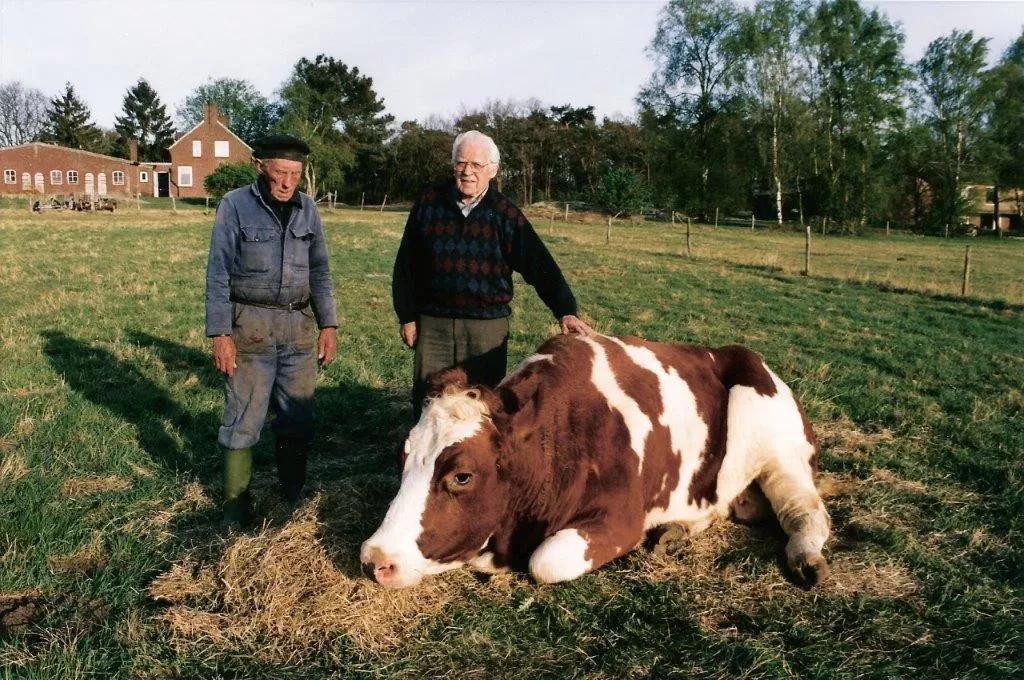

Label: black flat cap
[253,133,310,161]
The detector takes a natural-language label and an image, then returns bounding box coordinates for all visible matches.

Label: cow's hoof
[791,552,830,586]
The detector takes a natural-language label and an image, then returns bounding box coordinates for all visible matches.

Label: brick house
[167,103,252,198]
[0,141,169,198]
[0,103,252,200]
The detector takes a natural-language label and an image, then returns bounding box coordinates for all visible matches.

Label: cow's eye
[453,472,473,486]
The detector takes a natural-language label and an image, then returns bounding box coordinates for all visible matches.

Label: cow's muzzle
[360,545,412,588]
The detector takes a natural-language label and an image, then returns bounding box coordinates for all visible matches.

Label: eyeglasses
[453,160,492,172]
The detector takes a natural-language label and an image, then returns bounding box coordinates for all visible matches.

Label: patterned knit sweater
[392,181,578,322]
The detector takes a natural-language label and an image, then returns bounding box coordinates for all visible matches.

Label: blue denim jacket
[205,182,338,336]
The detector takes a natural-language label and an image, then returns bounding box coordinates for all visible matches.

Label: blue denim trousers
[218,303,318,450]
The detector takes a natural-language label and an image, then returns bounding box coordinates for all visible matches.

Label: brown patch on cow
[426,366,469,397]
[712,345,778,397]
[417,428,510,566]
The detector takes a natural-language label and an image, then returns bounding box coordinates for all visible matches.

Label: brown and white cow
[361,334,830,588]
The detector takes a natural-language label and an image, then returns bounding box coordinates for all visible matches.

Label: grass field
[0,207,1021,679]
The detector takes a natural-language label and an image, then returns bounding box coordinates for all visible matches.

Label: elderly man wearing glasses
[392,129,594,418]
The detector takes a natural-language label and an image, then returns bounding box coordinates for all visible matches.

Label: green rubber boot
[222,447,253,528]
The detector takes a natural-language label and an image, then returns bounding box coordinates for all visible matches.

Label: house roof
[169,117,252,153]
[0,142,170,167]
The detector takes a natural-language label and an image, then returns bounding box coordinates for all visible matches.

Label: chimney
[204,102,219,125]
[128,138,138,163]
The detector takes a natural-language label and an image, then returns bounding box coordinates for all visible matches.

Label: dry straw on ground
[149,495,517,663]
[59,475,132,498]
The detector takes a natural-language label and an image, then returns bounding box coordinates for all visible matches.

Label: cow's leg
[757,465,831,585]
[529,521,636,584]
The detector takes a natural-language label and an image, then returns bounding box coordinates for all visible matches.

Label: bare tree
[0,81,47,146]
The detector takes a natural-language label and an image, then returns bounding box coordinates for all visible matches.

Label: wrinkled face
[258,157,303,202]
[360,389,507,588]
[453,139,498,200]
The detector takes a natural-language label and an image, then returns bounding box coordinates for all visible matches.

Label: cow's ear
[427,366,469,397]
[467,385,504,418]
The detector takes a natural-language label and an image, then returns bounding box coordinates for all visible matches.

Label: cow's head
[360,368,509,588]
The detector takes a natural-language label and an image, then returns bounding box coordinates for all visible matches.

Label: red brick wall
[168,104,253,198]
[0,144,164,198]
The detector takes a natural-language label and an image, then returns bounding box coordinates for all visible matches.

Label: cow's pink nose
[361,547,399,585]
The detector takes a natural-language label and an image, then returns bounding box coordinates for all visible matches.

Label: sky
[2,0,1023,131]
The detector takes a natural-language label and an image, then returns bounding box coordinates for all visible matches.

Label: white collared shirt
[457,187,488,217]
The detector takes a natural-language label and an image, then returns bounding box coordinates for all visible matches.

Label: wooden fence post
[886,220,890,237]
[671,211,675,226]
[751,214,755,231]
[380,194,387,212]
[360,192,365,211]
[606,215,611,245]
[804,225,811,276]
[715,207,719,228]
[170,194,176,213]
[961,245,972,296]
[686,217,692,258]
[564,202,569,221]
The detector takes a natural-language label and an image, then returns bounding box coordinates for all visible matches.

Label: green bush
[204,162,258,201]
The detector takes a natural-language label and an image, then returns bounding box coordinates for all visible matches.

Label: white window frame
[192,140,202,157]
[22,172,30,190]
[67,170,78,184]
[112,170,125,186]
[3,169,15,184]
[178,165,193,187]
[50,169,62,185]
[214,140,230,158]
[139,171,148,183]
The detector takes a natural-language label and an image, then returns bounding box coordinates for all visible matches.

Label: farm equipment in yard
[30,194,117,213]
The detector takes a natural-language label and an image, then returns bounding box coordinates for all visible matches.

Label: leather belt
[231,298,309,311]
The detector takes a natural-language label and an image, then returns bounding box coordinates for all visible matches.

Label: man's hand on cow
[559,314,595,336]
[318,327,337,367]
[400,321,418,348]
[212,335,237,378]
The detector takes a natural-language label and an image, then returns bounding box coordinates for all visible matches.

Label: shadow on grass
[41,330,220,484]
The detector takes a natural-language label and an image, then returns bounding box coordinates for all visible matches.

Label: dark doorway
[157,172,170,198]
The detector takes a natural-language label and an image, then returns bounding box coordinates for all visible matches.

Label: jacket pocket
[239,225,279,273]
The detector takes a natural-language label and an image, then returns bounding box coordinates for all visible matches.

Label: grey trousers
[412,314,510,418]
[218,303,318,450]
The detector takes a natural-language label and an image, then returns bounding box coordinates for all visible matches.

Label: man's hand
[318,327,337,366]
[212,335,237,377]
[559,314,595,336]
[400,321,418,348]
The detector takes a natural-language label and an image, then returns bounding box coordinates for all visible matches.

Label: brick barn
[0,103,252,199]
[0,141,169,198]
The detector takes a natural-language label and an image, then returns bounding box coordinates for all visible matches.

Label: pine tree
[114,78,176,162]
[41,82,105,152]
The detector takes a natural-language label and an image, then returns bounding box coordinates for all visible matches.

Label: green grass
[0,208,1021,678]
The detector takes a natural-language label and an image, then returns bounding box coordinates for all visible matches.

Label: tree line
[2,0,1023,234]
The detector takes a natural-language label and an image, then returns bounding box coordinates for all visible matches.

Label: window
[139,171,148,183]
[112,171,125,186]
[178,166,193,187]
[214,140,230,157]
[34,173,44,192]
[21,172,30,190]
[3,169,15,184]
[192,140,202,157]
[50,170,62,185]
[67,170,78,184]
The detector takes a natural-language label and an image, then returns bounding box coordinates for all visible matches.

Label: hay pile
[149,495,515,663]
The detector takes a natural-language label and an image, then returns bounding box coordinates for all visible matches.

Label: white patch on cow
[360,390,492,588]
[581,337,652,469]
[500,353,554,387]
[602,338,711,529]
[529,529,593,584]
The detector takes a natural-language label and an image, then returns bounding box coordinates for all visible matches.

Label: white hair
[452,130,500,166]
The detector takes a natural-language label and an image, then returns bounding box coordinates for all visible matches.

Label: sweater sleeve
[505,205,578,319]
[392,198,422,324]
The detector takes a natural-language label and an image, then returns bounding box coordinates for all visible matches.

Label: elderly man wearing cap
[205,133,338,527]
